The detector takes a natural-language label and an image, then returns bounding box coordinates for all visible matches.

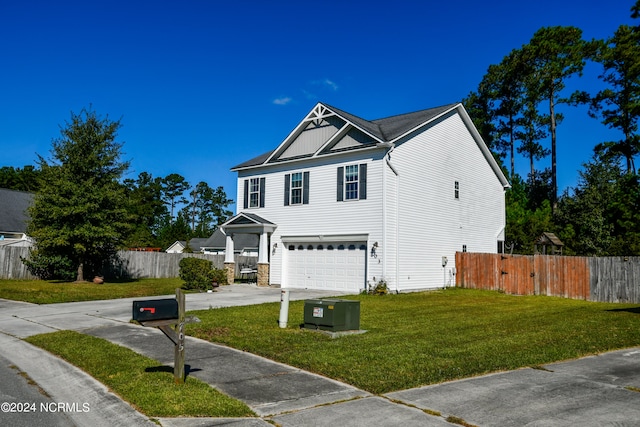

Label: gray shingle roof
[0,188,34,233]
[201,229,258,250]
[231,102,458,170]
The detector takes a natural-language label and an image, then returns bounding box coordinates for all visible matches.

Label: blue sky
[1,0,634,212]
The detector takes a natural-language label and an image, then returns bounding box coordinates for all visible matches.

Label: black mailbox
[133,298,179,322]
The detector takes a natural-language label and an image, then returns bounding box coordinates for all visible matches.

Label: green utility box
[303,299,360,331]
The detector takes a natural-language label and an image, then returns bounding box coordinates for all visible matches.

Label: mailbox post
[133,288,189,384]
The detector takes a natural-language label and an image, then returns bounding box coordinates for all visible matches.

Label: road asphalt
[1,284,640,426]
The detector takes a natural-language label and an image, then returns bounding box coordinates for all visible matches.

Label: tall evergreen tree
[589,24,640,173]
[26,108,130,281]
[161,173,190,222]
[524,26,589,209]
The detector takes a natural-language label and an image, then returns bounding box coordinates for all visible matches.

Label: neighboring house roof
[166,240,187,252]
[201,228,259,251]
[0,188,34,234]
[187,238,208,253]
[230,102,509,188]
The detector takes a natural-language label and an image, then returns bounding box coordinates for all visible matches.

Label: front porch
[220,212,277,287]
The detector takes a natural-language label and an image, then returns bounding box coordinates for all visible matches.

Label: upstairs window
[337,164,367,201]
[250,178,261,207]
[454,181,460,199]
[243,177,265,209]
[284,171,309,206]
[345,165,359,200]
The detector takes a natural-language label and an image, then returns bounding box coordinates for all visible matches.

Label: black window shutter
[359,164,367,200]
[259,177,266,208]
[303,171,310,204]
[284,174,290,206]
[243,179,249,209]
[337,167,344,201]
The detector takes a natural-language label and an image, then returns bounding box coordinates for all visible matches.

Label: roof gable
[230,102,509,188]
[231,102,458,171]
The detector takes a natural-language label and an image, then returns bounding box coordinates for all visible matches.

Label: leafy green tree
[182,182,233,237]
[556,155,620,255]
[156,210,192,250]
[608,172,640,255]
[0,165,41,192]
[26,108,131,281]
[505,174,554,254]
[123,172,167,247]
[589,24,640,173]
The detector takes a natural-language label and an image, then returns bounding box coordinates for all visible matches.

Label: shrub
[367,278,389,295]
[211,267,228,287]
[179,258,215,290]
[21,251,76,281]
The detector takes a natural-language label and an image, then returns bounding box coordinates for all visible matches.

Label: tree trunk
[76,262,84,282]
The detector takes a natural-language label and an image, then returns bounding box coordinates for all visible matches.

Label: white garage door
[286,242,366,292]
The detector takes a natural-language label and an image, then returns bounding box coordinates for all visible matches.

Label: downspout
[385,147,400,294]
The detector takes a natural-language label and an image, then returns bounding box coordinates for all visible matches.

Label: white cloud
[273,97,292,105]
[311,78,339,91]
[323,79,338,91]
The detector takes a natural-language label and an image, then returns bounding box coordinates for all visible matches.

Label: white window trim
[344,164,359,201]
[249,177,261,208]
[290,172,303,205]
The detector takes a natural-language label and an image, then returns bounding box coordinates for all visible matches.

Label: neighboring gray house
[224,102,509,292]
[200,229,259,256]
[165,233,257,255]
[0,188,34,247]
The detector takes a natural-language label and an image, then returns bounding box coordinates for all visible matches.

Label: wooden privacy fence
[0,246,257,280]
[456,252,640,303]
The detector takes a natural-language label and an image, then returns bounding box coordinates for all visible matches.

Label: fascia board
[234,144,384,173]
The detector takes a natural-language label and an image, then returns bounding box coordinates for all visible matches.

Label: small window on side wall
[454,181,460,200]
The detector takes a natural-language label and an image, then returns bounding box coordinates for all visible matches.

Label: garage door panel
[286,242,365,291]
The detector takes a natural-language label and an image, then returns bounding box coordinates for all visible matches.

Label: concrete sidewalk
[2,285,640,426]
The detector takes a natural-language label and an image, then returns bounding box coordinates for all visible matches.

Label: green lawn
[25,331,254,418]
[0,278,183,304]
[186,288,640,394]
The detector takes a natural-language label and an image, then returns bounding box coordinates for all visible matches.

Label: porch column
[257,231,269,287]
[224,233,235,285]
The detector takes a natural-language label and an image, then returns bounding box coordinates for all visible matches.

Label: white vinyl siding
[234,107,505,291]
[392,111,505,290]
[237,152,384,287]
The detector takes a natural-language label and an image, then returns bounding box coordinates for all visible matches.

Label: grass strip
[186,288,640,394]
[25,330,254,418]
[0,278,184,304]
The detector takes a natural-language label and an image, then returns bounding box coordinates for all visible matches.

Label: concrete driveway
[1,284,640,426]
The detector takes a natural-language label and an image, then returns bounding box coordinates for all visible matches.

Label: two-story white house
[221,102,509,293]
